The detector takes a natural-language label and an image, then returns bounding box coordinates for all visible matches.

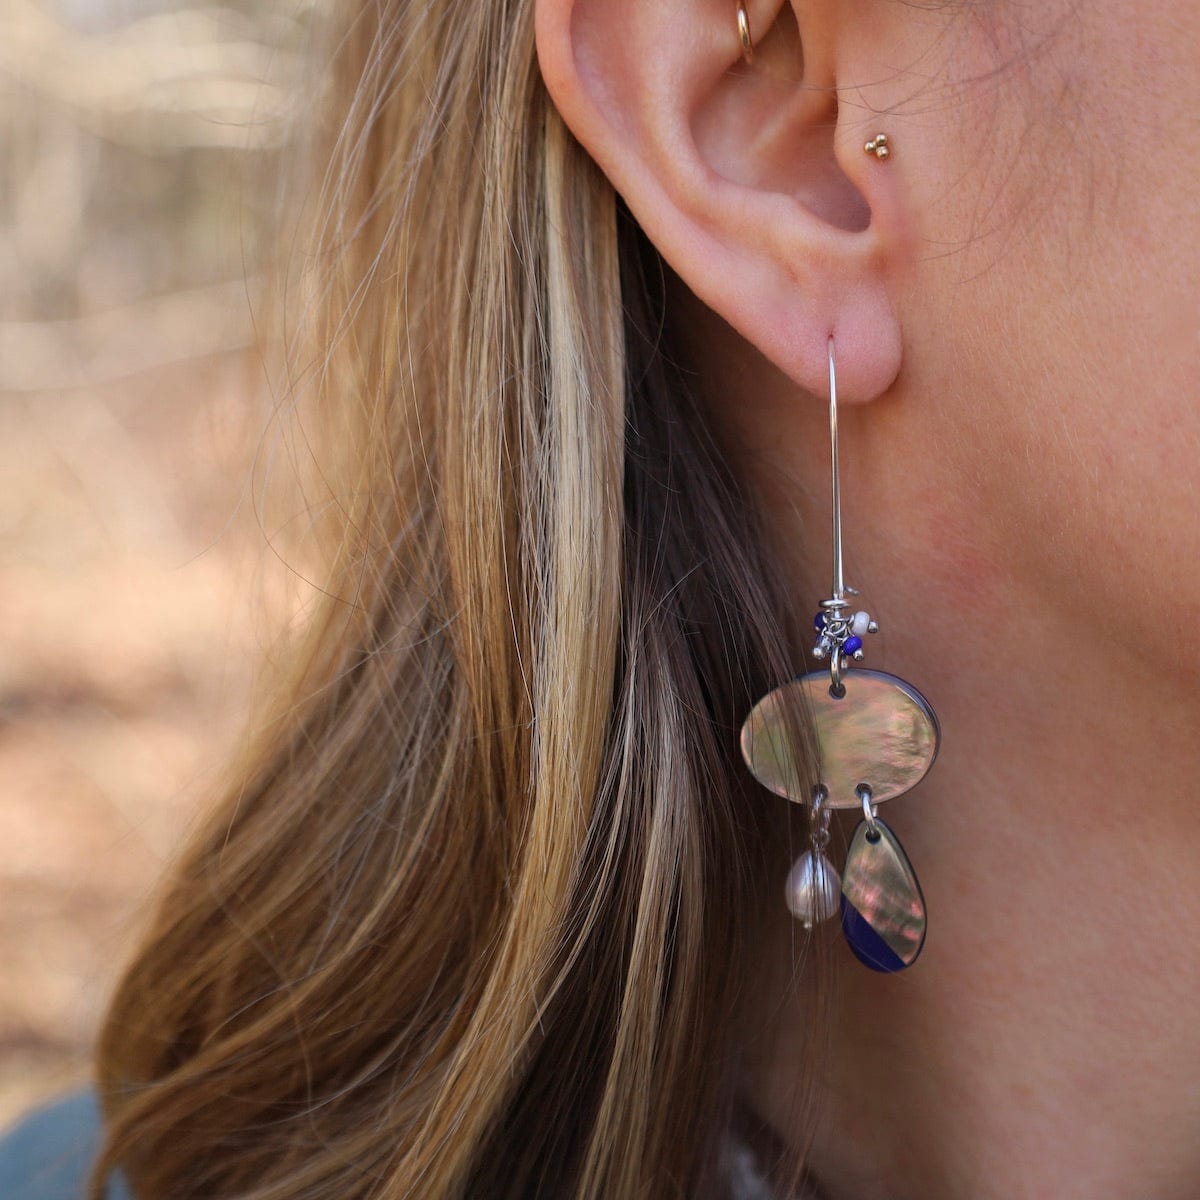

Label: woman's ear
[534,0,908,402]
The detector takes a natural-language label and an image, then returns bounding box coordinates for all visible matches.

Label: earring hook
[828,337,844,606]
[812,337,877,693]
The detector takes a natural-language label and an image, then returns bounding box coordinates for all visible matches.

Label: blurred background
[1,0,312,1125]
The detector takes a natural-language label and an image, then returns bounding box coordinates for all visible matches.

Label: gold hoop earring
[736,2,755,64]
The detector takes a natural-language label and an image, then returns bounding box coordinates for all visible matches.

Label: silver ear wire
[813,338,878,694]
[829,339,844,610]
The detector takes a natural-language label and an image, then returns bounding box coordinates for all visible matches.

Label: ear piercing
[864,133,890,160]
[732,9,894,164]
[736,2,754,64]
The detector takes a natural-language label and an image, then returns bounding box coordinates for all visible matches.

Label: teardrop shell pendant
[739,338,940,972]
[841,817,927,971]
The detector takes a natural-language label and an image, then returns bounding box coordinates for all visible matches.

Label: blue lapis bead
[844,635,863,655]
[813,612,827,631]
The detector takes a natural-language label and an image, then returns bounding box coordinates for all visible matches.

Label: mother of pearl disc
[739,669,940,809]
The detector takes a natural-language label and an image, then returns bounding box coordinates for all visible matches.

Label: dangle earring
[739,339,940,972]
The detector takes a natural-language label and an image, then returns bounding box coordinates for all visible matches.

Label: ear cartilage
[864,134,890,160]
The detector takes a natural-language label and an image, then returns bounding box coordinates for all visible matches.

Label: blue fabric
[0,1091,130,1200]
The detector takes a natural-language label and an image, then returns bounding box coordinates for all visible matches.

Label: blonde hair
[92,1,818,1196]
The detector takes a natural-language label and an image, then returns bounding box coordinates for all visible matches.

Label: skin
[535,0,1200,1196]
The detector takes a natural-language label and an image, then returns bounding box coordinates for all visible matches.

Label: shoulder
[0,1090,129,1200]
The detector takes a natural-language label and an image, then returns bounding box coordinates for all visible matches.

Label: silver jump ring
[829,648,844,696]
[858,785,879,836]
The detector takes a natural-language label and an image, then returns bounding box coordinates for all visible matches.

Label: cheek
[1011,384,1200,678]
[971,214,1200,677]
[896,4,1200,683]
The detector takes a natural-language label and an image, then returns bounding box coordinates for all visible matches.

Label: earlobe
[534,0,905,402]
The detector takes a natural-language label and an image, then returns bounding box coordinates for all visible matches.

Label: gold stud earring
[864,133,890,160]
[736,1,755,64]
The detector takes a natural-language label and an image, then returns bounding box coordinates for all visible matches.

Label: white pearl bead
[785,851,841,928]
[851,610,872,637]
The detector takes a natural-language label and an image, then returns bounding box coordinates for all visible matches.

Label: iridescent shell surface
[739,669,940,809]
[840,818,927,972]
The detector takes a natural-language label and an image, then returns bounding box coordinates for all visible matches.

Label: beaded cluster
[811,598,879,669]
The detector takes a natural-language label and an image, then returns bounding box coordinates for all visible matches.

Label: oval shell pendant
[740,669,940,809]
[840,818,927,972]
